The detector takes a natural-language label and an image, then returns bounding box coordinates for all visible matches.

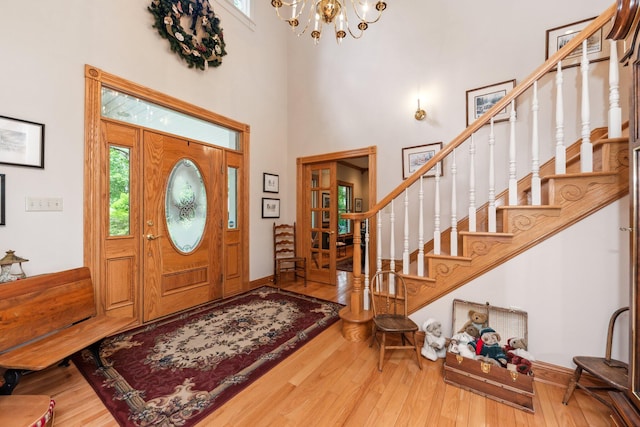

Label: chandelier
[270,0,387,44]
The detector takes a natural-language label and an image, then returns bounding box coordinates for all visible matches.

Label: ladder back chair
[369,270,423,371]
[562,307,629,409]
[273,222,307,288]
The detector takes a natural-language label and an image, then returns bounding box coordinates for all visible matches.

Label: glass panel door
[307,162,336,284]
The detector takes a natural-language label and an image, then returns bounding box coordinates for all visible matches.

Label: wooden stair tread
[543,170,620,181]
[459,231,514,237]
[496,205,561,212]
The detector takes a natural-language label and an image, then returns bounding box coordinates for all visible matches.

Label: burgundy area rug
[72,286,343,426]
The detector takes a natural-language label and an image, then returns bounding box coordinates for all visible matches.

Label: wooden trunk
[443,352,534,412]
[443,299,535,413]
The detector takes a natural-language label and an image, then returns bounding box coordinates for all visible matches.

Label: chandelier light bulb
[271,0,387,44]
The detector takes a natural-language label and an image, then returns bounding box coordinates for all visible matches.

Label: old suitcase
[443,299,535,413]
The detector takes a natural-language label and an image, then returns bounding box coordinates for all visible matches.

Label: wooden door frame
[296,146,377,280]
[84,65,250,322]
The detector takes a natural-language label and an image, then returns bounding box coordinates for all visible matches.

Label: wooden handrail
[340,3,618,319]
[343,3,617,224]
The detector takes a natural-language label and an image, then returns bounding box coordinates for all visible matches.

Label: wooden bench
[0,267,135,394]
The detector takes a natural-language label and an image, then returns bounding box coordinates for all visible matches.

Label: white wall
[0,0,289,278]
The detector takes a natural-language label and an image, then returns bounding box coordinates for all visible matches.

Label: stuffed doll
[504,337,534,375]
[508,354,533,375]
[470,327,507,367]
[421,318,446,361]
[448,324,478,359]
[504,337,535,361]
[457,310,489,335]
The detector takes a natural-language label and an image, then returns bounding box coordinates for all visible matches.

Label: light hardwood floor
[12,272,611,426]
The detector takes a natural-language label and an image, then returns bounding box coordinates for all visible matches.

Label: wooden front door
[142,131,222,321]
[306,162,337,285]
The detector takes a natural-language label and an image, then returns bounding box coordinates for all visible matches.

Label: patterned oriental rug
[72,287,343,427]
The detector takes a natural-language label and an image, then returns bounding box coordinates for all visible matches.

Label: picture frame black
[263,172,279,193]
[465,80,516,126]
[0,174,5,225]
[0,115,45,168]
[545,16,612,70]
[322,192,330,222]
[401,142,443,180]
[261,197,280,218]
[354,198,363,213]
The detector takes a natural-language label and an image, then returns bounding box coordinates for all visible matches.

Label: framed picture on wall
[0,174,5,225]
[465,80,516,126]
[322,192,330,222]
[355,198,363,213]
[261,198,280,218]
[0,115,45,168]
[545,17,612,69]
[263,173,279,193]
[401,142,443,179]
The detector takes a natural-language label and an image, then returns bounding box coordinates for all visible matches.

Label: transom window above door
[101,87,240,150]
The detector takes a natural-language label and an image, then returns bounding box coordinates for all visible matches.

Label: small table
[336,241,347,257]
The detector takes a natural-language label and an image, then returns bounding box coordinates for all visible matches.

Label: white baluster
[468,135,477,232]
[580,39,593,172]
[450,149,458,256]
[376,210,382,275]
[609,39,622,138]
[488,118,496,232]
[508,100,518,205]
[389,200,396,293]
[531,80,541,206]
[555,61,566,174]
[389,199,396,272]
[403,189,409,274]
[363,219,370,310]
[417,176,424,276]
[433,162,441,254]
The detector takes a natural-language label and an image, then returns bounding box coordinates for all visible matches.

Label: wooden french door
[306,162,337,285]
[142,131,222,321]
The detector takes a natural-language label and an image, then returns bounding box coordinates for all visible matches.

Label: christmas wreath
[148,0,227,70]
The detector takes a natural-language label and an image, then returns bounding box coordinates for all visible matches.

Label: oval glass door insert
[165,159,207,253]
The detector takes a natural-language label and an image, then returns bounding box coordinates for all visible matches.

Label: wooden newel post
[339,216,372,342]
[350,219,363,314]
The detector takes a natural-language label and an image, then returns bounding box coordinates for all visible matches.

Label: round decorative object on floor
[0,395,55,427]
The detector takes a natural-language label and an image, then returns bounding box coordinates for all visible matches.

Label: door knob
[145,233,161,240]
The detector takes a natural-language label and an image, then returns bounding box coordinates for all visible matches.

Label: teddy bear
[504,337,535,361]
[503,337,535,375]
[421,318,446,361]
[508,354,533,375]
[457,309,489,336]
[447,324,478,359]
[469,327,508,367]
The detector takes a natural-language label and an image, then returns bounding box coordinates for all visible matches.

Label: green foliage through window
[109,146,131,236]
[338,184,352,235]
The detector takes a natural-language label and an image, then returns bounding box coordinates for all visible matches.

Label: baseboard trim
[531,360,607,389]
[250,275,274,288]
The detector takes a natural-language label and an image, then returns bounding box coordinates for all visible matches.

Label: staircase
[339,3,629,341]
[403,130,628,314]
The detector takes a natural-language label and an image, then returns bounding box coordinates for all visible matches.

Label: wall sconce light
[414,99,426,121]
